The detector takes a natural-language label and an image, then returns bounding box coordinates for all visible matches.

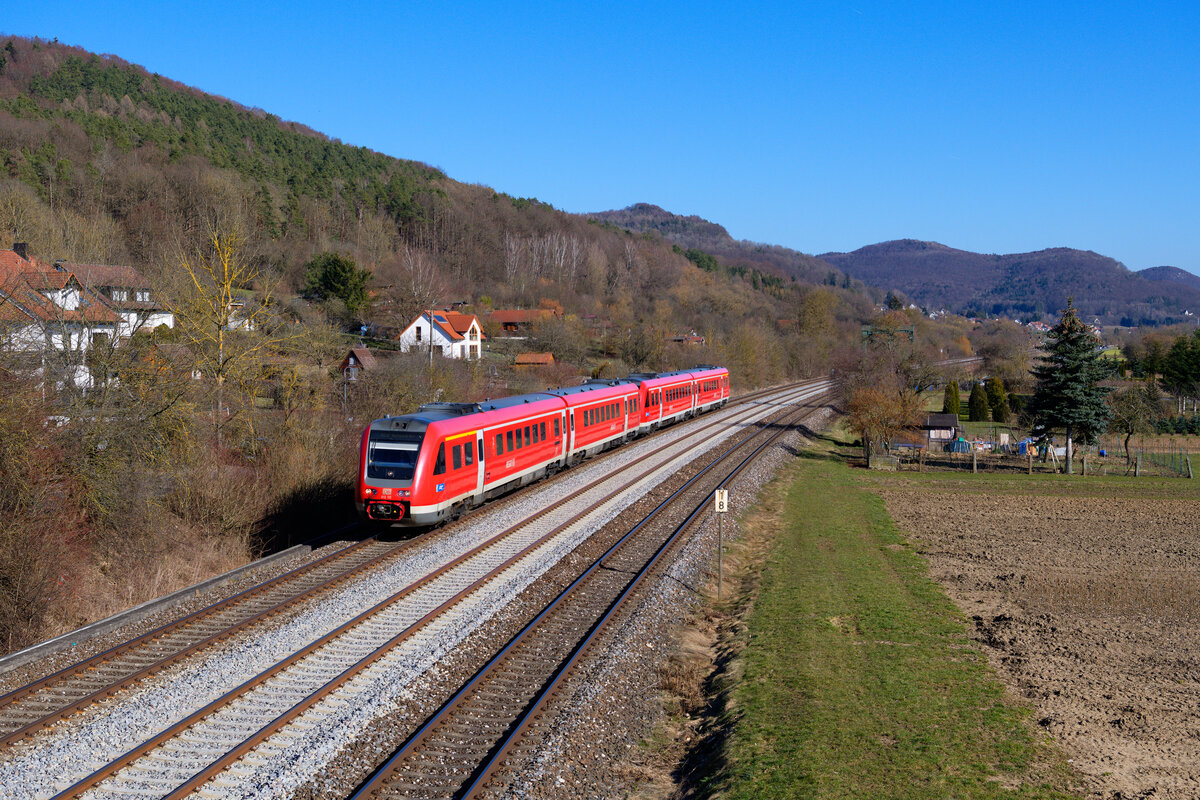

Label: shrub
[968,382,990,422]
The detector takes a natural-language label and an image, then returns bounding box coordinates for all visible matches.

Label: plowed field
[877,479,1200,800]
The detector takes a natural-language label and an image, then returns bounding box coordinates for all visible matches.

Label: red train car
[357,365,730,526]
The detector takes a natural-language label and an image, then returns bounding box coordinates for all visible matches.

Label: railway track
[0,380,829,799]
[348,395,823,800]
[0,381,807,753]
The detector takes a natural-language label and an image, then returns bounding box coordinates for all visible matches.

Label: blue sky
[6,2,1200,275]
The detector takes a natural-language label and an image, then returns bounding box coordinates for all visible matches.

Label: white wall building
[395,310,484,360]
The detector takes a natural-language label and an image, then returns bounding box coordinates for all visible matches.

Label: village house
[0,244,175,387]
[394,310,484,360]
[486,308,560,336]
[666,331,706,346]
[62,261,175,337]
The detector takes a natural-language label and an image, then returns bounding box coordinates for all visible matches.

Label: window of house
[415,326,422,341]
[136,290,149,302]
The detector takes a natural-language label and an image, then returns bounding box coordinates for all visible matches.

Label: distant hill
[590,204,846,287]
[817,240,1200,325]
[1140,265,1200,293]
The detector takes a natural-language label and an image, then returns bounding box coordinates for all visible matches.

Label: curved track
[0,380,829,800]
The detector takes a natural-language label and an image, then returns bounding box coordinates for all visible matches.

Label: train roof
[543,381,635,399]
[476,392,560,411]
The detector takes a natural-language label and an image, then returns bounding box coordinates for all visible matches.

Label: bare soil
[877,485,1200,800]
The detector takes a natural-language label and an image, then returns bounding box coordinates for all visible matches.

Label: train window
[531,424,539,444]
[496,433,503,455]
[524,426,531,447]
[554,418,560,437]
[433,443,446,475]
[506,430,514,451]
[452,445,462,470]
[466,441,475,465]
[366,430,423,481]
[540,421,547,439]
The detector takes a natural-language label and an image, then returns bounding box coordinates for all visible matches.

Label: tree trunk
[1065,425,1074,475]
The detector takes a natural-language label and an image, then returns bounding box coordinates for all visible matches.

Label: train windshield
[367,430,424,481]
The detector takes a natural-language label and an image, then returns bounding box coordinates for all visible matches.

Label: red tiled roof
[425,310,484,341]
[63,263,147,289]
[0,249,120,325]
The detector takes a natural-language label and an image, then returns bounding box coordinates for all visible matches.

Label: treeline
[1122,328,1200,412]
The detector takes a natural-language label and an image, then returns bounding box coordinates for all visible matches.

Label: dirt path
[878,489,1200,800]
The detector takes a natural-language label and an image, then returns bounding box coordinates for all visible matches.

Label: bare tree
[172,228,301,448]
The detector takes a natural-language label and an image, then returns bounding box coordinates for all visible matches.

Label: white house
[395,309,484,360]
[64,261,175,337]
[0,245,178,389]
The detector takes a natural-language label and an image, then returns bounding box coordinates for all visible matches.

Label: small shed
[923,413,959,447]
[514,352,555,368]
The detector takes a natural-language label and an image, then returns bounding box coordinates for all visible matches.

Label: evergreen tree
[1027,299,1113,473]
[968,382,990,422]
[986,377,1009,423]
[1160,333,1200,414]
[942,382,961,416]
[302,252,372,315]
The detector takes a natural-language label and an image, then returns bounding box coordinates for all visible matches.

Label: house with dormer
[63,261,174,337]
[394,309,484,359]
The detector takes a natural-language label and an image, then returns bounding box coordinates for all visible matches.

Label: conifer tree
[942,382,961,416]
[986,377,1009,423]
[1027,299,1112,473]
[968,382,990,422]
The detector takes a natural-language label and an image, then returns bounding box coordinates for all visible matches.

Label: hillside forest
[0,35,986,653]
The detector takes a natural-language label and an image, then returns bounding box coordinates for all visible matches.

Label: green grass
[721,451,1080,800]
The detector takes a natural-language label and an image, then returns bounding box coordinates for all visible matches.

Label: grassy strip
[720,451,1079,799]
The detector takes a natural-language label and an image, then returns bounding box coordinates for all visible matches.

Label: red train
[357,366,730,525]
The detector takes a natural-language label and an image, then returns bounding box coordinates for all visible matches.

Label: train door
[475,432,485,499]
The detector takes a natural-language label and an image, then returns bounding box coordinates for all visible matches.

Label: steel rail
[462,396,826,798]
[45,383,823,800]
[348,393,826,800]
[0,379,818,754]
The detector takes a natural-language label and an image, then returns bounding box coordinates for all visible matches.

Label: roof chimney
[12,243,28,261]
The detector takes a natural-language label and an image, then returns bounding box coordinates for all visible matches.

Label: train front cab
[359,414,432,523]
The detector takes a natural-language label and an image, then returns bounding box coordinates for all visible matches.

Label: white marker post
[714,489,729,598]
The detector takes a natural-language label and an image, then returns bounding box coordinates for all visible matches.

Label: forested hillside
[2,35,966,653]
[817,239,1200,325]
